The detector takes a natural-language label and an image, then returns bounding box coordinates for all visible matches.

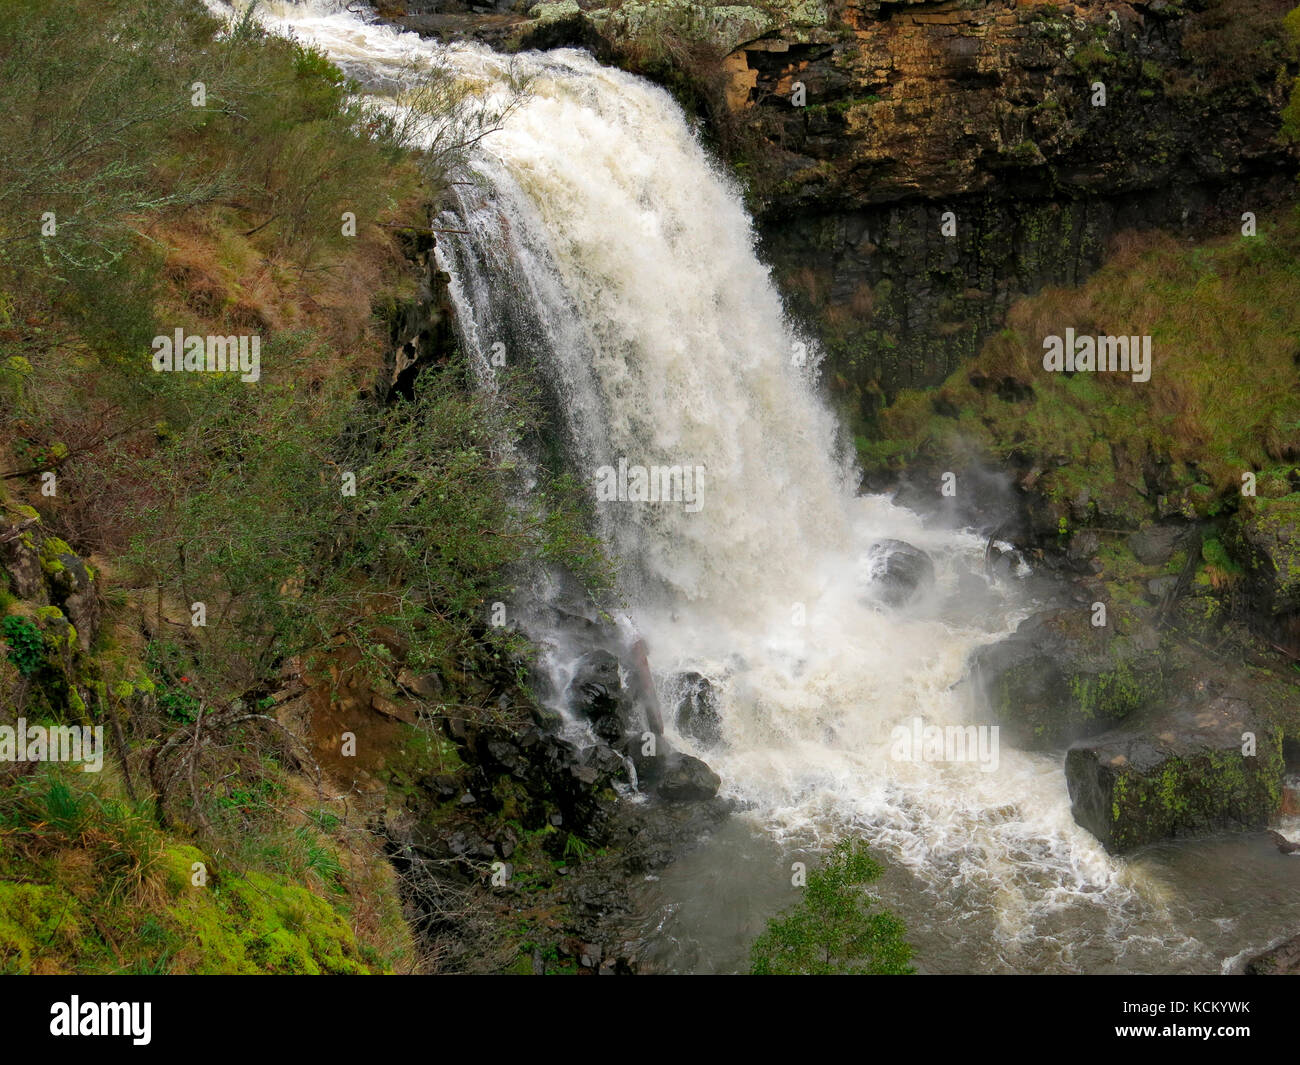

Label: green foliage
[145,640,202,723]
[296,825,345,893]
[40,779,93,837]
[174,868,367,975]
[126,358,612,699]
[1070,40,1115,74]
[0,769,165,920]
[2,615,45,676]
[0,765,399,974]
[0,0,424,292]
[562,832,591,863]
[0,353,32,407]
[0,882,82,974]
[750,840,915,975]
[0,0,509,977]
[1200,536,1244,576]
[0,0,223,279]
[868,212,1300,521]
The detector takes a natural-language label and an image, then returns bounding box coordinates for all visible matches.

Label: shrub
[750,840,915,975]
[1,615,45,676]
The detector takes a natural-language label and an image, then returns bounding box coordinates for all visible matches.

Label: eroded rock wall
[722,0,1299,403]
[482,0,1299,403]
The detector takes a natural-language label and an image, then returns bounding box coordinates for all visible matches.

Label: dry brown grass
[147,182,425,389]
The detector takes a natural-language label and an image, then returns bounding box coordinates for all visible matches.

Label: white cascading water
[214,1,1300,972]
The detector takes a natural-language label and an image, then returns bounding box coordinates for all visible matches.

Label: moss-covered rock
[528,0,581,24]
[167,864,370,975]
[0,882,82,974]
[973,607,1165,749]
[0,604,92,720]
[585,0,773,53]
[37,535,98,653]
[0,515,47,603]
[1226,493,1300,618]
[1064,695,1284,854]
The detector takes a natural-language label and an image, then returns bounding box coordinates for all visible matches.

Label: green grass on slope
[866,212,1300,525]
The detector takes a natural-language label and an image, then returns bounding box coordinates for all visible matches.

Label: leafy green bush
[0,0,416,289]
[125,357,611,701]
[750,840,915,975]
[1,615,45,676]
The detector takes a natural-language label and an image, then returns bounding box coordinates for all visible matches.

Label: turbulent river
[219,0,1300,973]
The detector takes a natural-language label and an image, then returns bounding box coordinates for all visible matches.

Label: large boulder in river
[864,539,935,607]
[568,641,665,739]
[1064,694,1284,854]
[655,754,722,803]
[630,738,720,803]
[1245,933,1300,975]
[972,608,1165,750]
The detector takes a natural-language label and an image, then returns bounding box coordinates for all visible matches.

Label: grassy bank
[0,0,607,973]
[862,209,1300,531]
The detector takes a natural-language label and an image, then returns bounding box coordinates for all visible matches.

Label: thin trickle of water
[214,0,1298,972]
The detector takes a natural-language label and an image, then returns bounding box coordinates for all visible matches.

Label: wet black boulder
[865,539,936,607]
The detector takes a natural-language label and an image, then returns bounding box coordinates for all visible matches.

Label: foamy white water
[208,0,1300,971]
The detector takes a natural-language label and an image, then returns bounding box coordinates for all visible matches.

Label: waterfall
[423,41,1137,932]
[213,0,1226,971]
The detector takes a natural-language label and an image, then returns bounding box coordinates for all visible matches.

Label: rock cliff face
[718,0,1293,211]
[737,0,1298,405]
[445,0,1300,405]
